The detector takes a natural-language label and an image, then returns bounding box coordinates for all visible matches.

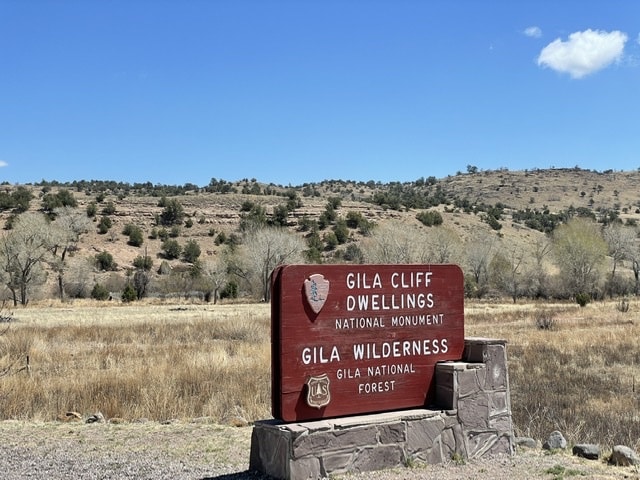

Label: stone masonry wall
[250,338,514,479]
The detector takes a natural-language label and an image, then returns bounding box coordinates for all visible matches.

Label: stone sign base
[250,338,514,479]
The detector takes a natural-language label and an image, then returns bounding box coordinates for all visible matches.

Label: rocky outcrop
[542,430,567,450]
[609,445,640,466]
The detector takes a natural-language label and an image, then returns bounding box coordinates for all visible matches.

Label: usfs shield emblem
[304,274,329,314]
[305,374,331,409]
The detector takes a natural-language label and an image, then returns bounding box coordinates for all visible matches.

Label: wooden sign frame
[271,264,464,422]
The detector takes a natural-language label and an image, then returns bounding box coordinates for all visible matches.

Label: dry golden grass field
[1,298,639,452]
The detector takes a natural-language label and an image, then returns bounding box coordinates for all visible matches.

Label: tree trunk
[58,247,68,302]
[20,283,28,306]
[58,273,65,302]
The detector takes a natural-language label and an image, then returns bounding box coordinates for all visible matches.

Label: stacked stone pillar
[250,338,514,479]
[435,337,514,458]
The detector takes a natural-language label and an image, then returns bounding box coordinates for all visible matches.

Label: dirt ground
[1,420,639,479]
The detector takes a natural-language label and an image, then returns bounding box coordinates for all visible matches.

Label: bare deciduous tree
[427,226,463,264]
[0,213,51,306]
[63,257,94,299]
[233,226,305,301]
[465,231,496,297]
[489,245,527,303]
[621,226,640,295]
[603,223,637,279]
[50,207,93,301]
[361,221,430,264]
[201,258,228,304]
[552,218,607,297]
[530,236,552,298]
[133,269,152,299]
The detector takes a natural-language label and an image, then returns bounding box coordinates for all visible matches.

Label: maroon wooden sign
[271,264,464,422]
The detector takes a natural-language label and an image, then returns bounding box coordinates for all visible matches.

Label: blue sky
[1,1,639,187]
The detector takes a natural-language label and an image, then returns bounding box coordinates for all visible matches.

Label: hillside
[439,167,640,217]
[1,167,639,302]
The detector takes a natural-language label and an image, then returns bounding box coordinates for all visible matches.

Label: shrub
[345,211,362,228]
[240,200,255,212]
[129,228,144,247]
[239,204,267,230]
[121,284,137,302]
[124,224,144,247]
[220,281,238,299]
[483,213,502,230]
[158,198,184,226]
[318,207,336,229]
[0,186,32,213]
[345,211,374,234]
[343,244,364,263]
[324,232,338,251]
[416,210,443,227]
[95,251,117,271]
[97,216,112,234]
[304,246,322,263]
[575,292,591,307]
[215,231,227,245]
[91,283,110,301]
[226,233,242,249]
[86,202,97,218]
[101,201,116,215]
[327,197,342,210]
[161,239,181,259]
[132,255,153,271]
[333,219,349,244]
[298,216,316,232]
[270,204,289,227]
[182,239,201,263]
[41,189,77,214]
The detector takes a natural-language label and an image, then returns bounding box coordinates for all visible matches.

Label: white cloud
[0,161,7,168]
[537,29,628,79]
[524,26,542,38]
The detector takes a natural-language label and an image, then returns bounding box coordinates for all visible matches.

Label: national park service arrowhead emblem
[304,273,329,314]
[306,374,331,409]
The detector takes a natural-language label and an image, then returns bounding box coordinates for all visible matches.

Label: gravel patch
[0,420,264,480]
[0,420,638,479]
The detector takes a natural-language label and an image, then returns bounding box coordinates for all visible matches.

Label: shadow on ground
[201,471,273,480]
